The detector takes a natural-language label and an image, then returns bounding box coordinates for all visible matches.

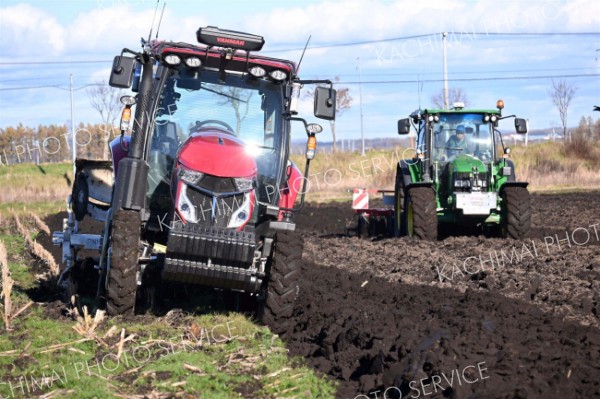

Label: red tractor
[53,26,336,330]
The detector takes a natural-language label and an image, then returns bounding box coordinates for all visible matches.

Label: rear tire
[405,187,438,241]
[106,210,141,316]
[259,231,302,335]
[501,186,531,239]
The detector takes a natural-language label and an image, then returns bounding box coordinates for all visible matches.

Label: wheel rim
[407,202,414,237]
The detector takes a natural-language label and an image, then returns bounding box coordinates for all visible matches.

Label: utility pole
[442,32,449,109]
[70,74,76,172]
[356,57,365,156]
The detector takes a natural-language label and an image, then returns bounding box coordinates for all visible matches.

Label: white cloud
[0,4,66,56]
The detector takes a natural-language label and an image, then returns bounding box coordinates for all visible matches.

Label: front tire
[501,186,531,239]
[405,187,438,241]
[259,231,302,335]
[106,210,141,316]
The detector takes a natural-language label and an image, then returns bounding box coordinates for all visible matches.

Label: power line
[1,31,598,65]
[263,31,600,53]
[338,73,600,85]
[0,84,65,91]
[0,60,111,66]
[0,83,102,91]
[0,73,596,93]
[327,67,596,79]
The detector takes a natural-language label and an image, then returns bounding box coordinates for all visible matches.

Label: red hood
[177,130,257,178]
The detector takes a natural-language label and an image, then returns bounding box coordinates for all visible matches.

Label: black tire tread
[502,186,531,239]
[106,210,140,316]
[261,231,302,335]
[407,187,438,241]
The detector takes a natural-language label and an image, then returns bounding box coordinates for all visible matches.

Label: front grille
[453,171,488,192]
[187,185,245,227]
[198,175,237,193]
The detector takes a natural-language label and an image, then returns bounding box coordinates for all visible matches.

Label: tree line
[0,123,119,166]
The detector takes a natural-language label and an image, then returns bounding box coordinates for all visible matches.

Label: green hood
[451,154,487,173]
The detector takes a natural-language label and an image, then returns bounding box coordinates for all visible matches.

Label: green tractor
[394,100,531,240]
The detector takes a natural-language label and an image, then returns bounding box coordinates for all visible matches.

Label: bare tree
[86,81,122,158]
[305,77,352,152]
[215,87,253,134]
[86,81,122,129]
[431,88,469,109]
[549,79,577,140]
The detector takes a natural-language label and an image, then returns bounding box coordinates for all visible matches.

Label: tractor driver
[446,125,468,157]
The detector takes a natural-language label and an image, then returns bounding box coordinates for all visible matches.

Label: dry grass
[0,240,12,329]
[291,147,405,201]
[29,212,51,236]
[12,212,60,276]
[511,140,600,191]
[0,240,34,331]
[0,162,72,203]
[72,306,107,344]
[291,141,600,201]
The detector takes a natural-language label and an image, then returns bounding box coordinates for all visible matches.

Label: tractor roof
[421,108,501,115]
[149,40,297,78]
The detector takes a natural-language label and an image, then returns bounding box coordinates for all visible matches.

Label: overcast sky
[0,0,599,141]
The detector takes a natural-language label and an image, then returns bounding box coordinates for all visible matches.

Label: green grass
[0,162,72,212]
[0,215,337,399]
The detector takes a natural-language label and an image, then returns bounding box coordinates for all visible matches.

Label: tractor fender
[397,160,434,191]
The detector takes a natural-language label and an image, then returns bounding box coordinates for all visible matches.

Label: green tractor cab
[394,100,531,240]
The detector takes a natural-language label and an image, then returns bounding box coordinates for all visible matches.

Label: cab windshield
[431,113,494,163]
[146,69,285,210]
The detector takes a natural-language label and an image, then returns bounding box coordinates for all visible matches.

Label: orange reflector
[120,107,132,131]
[122,107,131,122]
[307,136,317,150]
[497,99,504,110]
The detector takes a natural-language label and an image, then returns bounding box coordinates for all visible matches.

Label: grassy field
[0,163,72,218]
[0,214,336,398]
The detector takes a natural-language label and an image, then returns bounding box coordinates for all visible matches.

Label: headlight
[185,57,202,67]
[177,185,197,223]
[234,177,254,191]
[164,54,181,65]
[249,66,266,77]
[269,69,287,81]
[177,166,203,185]
[227,192,252,229]
[454,180,470,188]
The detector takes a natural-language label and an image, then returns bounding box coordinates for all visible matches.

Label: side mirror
[109,56,136,89]
[398,118,411,135]
[314,87,336,121]
[515,118,528,134]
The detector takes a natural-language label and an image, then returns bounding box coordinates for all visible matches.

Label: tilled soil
[41,192,600,398]
[286,192,600,398]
